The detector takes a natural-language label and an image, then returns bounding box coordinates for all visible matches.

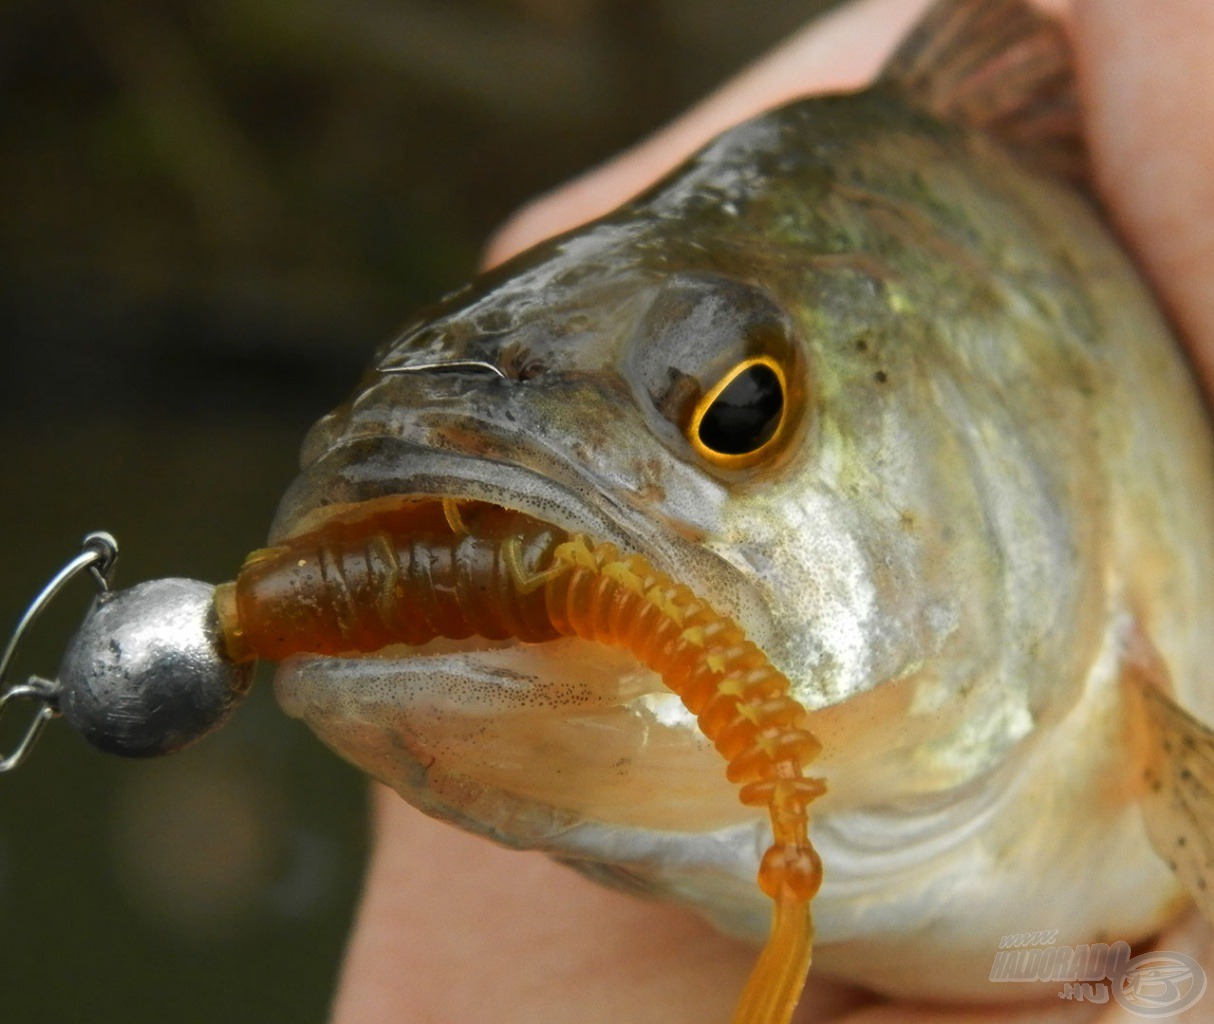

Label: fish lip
[270,434,662,564]
[266,437,664,684]
[269,433,779,655]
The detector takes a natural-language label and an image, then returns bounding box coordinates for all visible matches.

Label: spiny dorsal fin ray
[1126,653,1214,925]
[879,0,1087,182]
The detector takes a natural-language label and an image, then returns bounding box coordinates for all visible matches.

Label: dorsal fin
[879,0,1087,182]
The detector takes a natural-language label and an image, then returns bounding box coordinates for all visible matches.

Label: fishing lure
[0,499,825,1024]
[219,499,825,1020]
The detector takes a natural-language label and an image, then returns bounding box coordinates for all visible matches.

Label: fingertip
[481,162,634,270]
[331,786,767,1024]
[1073,0,1214,388]
[482,0,933,269]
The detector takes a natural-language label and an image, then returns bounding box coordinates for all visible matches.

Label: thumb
[1074,0,1214,392]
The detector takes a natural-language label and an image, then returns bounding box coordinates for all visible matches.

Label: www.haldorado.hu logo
[990,930,1207,1017]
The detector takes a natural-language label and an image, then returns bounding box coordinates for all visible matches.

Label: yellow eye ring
[688,355,788,467]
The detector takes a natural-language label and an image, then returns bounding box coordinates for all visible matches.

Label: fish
[254,0,1214,1010]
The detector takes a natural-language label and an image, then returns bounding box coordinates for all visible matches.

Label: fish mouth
[270,435,771,640]
[266,438,769,840]
[273,440,652,570]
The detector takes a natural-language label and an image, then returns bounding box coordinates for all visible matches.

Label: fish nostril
[498,341,547,381]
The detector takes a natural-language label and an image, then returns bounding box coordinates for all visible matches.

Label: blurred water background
[0,2,835,1020]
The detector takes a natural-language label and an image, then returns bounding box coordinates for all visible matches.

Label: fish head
[268,92,1107,932]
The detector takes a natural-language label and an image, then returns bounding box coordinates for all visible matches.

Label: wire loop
[0,532,118,773]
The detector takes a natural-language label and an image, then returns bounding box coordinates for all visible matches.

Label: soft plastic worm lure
[214,498,826,1024]
[2,503,823,1023]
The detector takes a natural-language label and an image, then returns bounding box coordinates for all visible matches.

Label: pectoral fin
[1125,646,1214,924]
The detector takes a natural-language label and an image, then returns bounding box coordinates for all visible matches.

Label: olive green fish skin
[272,85,1214,999]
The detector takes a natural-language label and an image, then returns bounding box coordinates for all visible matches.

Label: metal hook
[0,532,119,773]
[0,682,60,773]
[379,359,507,379]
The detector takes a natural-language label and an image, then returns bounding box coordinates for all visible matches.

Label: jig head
[0,532,251,767]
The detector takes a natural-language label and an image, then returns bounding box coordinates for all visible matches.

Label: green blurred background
[0,2,835,1020]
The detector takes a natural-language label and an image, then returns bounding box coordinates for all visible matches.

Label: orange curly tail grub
[544,536,822,1023]
[215,499,825,1024]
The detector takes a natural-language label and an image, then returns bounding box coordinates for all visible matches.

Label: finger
[830,910,1213,1024]
[331,784,757,1023]
[482,0,934,268]
[835,1002,1098,1023]
[1072,0,1214,391]
[332,785,876,1023]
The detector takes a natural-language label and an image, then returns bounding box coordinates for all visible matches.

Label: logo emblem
[1114,951,1207,1018]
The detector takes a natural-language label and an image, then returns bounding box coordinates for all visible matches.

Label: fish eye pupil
[696,362,784,457]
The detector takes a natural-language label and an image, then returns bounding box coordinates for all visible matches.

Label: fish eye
[689,356,787,464]
[626,273,802,472]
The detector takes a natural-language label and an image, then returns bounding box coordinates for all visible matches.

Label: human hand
[330,2,1214,1021]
